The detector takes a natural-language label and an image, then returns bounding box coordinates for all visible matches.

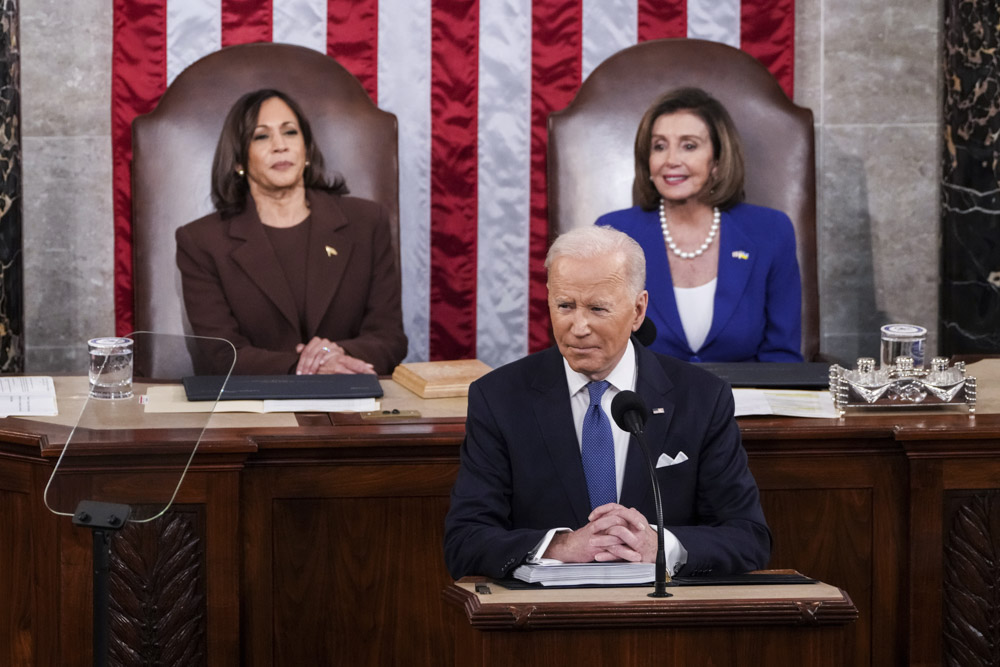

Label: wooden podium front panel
[446,580,858,666]
[242,461,460,667]
[752,452,906,667]
[457,625,853,666]
[0,458,38,667]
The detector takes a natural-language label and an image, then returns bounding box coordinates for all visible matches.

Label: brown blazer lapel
[303,191,352,337]
[228,205,300,331]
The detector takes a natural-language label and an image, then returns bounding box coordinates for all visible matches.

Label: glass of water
[88,337,134,399]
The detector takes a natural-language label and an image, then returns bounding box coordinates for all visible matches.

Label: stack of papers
[0,376,58,417]
[733,388,838,418]
[513,559,654,586]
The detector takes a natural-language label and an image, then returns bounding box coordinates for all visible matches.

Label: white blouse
[673,278,717,353]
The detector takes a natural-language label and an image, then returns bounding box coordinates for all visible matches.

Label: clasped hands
[295,337,375,375]
[545,503,657,564]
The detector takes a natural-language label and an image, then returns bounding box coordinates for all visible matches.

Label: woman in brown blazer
[176,89,407,375]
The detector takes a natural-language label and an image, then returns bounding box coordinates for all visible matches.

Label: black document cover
[182,374,384,401]
[694,362,831,389]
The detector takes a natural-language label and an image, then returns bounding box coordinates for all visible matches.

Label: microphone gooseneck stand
[611,390,671,598]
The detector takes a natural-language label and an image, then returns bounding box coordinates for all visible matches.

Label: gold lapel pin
[325,245,338,257]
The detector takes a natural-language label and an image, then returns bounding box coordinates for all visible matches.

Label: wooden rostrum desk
[444,575,857,666]
[2,362,999,666]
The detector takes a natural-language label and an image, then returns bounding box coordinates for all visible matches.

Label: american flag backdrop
[112,0,794,368]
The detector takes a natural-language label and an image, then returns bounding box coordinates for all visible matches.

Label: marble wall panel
[20,0,111,136]
[0,1,23,372]
[820,124,940,362]
[793,0,823,118]
[811,0,941,363]
[22,135,113,373]
[21,0,113,372]
[823,0,940,125]
[940,0,1000,354]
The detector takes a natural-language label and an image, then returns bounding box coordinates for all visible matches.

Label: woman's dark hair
[211,89,347,217]
[632,87,745,211]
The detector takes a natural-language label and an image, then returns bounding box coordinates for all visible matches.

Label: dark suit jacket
[443,344,771,579]
[176,189,407,375]
[597,203,803,362]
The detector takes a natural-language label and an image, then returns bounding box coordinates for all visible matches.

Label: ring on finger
[321,346,331,353]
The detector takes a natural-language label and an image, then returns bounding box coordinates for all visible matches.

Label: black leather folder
[182,374,384,401]
[694,362,831,389]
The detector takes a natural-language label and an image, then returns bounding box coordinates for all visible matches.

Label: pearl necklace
[659,200,720,260]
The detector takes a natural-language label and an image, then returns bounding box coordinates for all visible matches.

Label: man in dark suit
[444,225,770,580]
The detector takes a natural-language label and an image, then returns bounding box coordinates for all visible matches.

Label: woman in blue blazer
[598,88,802,362]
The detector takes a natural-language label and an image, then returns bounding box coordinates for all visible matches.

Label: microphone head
[611,390,649,432]
[633,317,657,346]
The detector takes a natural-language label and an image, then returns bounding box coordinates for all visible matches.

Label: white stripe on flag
[273,0,328,53]
[476,0,533,368]
[166,0,220,84]
[687,0,741,49]
[379,0,432,362]
[582,0,637,81]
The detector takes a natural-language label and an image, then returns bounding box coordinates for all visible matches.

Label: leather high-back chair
[548,38,819,360]
[132,43,399,378]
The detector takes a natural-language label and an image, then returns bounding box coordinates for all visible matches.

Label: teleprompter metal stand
[73,500,132,667]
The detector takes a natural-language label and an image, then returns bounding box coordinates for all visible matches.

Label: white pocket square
[656,452,688,468]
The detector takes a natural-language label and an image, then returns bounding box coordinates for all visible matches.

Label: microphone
[633,316,657,347]
[611,390,671,598]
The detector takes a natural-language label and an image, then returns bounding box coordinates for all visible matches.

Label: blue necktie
[581,380,616,510]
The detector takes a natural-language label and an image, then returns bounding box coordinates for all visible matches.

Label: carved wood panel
[943,491,1000,667]
[108,506,207,667]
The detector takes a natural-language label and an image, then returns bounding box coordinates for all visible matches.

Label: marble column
[0,1,22,372]
[941,0,1000,354]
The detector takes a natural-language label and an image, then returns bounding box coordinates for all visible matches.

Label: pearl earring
[237,168,245,177]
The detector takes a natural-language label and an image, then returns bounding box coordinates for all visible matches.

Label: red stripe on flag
[222,0,272,46]
[327,0,379,102]
[741,0,795,98]
[112,0,168,336]
[637,0,687,41]
[429,1,479,360]
[527,0,583,353]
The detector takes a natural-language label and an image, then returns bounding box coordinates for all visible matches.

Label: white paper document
[513,559,654,586]
[733,388,838,418]
[0,376,58,416]
[143,385,378,414]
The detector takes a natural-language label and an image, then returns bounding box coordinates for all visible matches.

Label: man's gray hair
[545,225,646,297]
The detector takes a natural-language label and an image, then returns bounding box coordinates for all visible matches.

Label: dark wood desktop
[0,377,996,666]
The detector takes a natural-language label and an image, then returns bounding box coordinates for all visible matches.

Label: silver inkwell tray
[828,356,977,417]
